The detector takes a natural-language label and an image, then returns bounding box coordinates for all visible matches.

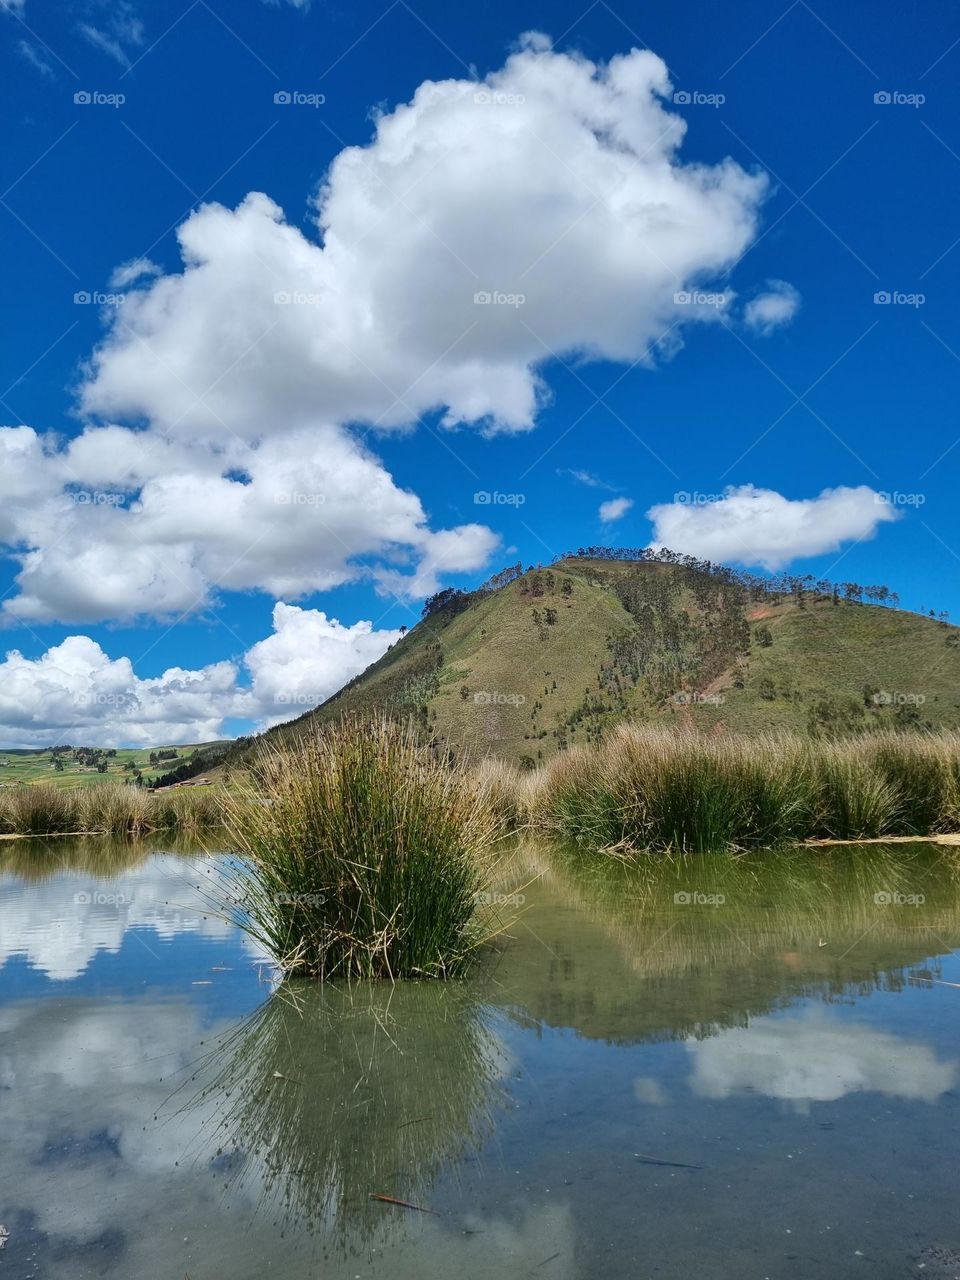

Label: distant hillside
[258,550,960,765]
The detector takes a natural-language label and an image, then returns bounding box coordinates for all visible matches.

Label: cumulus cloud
[647,484,898,570]
[0,602,401,746]
[0,37,779,633]
[81,38,768,440]
[744,279,801,335]
[242,602,402,726]
[599,496,633,523]
[0,636,238,747]
[0,423,496,623]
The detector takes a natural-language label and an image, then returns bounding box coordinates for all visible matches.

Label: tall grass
[528,727,960,853]
[0,783,80,834]
[0,781,222,836]
[218,717,506,981]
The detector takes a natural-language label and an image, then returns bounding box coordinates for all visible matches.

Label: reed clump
[0,783,80,834]
[0,781,223,837]
[219,717,506,981]
[527,727,960,853]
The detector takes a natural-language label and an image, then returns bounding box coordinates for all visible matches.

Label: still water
[2,836,960,1278]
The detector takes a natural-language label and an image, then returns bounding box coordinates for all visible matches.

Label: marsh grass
[528,727,960,852]
[0,783,79,834]
[0,781,222,836]
[218,717,507,981]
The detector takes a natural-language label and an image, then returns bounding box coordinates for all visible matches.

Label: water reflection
[505,842,960,1042]
[0,837,242,980]
[4,837,960,1278]
[178,979,509,1254]
[687,1010,958,1107]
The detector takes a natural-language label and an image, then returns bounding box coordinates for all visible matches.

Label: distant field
[0,743,227,790]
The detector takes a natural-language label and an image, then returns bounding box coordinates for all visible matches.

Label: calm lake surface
[2,837,960,1279]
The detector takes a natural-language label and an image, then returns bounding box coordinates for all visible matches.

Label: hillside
[0,742,229,791]
[266,553,960,765]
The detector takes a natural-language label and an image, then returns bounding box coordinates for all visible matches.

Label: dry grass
[526,726,960,852]
[218,717,508,981]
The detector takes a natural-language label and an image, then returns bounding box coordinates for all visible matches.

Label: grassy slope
[286,557,960,763]
[0,742,226,790]
[700,595,960,733]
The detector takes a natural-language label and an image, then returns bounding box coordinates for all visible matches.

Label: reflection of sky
[4,854,960,1277]
[0,992,570,1280]
[687,1009,958,1109]
[0,854,268,989]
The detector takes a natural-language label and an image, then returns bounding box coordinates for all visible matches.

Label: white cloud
[561,468,617,490]
[647,484,898,570]
[0,636,237,747]
[599,496,633,523]
[81,37,768,441]
[242,602,402,726]
[688,1014,957,1109]
[1,0,26,14]
[0,423,497,624]
[78,3,144,68]
[19,39,54,76]
[0,36,779,630]
[0,601,402,746]
[109,256,161,288]
[744,279,801,335]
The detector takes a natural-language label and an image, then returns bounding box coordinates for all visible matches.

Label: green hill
[267,553,960,765]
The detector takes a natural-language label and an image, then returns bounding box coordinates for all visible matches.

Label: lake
[2,836,960,1278]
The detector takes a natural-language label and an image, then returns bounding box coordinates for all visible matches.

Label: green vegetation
[243,551,960,768]
[218,717,506,980]
[0,741,228,790]
[0,781,222,836]
[528,726,960,852]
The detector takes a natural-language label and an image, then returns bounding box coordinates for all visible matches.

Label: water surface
[2,836,960,1278]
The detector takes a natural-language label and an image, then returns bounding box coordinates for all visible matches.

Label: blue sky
[1,0,958,745]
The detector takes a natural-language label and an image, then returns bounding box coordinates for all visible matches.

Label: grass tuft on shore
[528,727,960,852]
[219,717,506,981]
